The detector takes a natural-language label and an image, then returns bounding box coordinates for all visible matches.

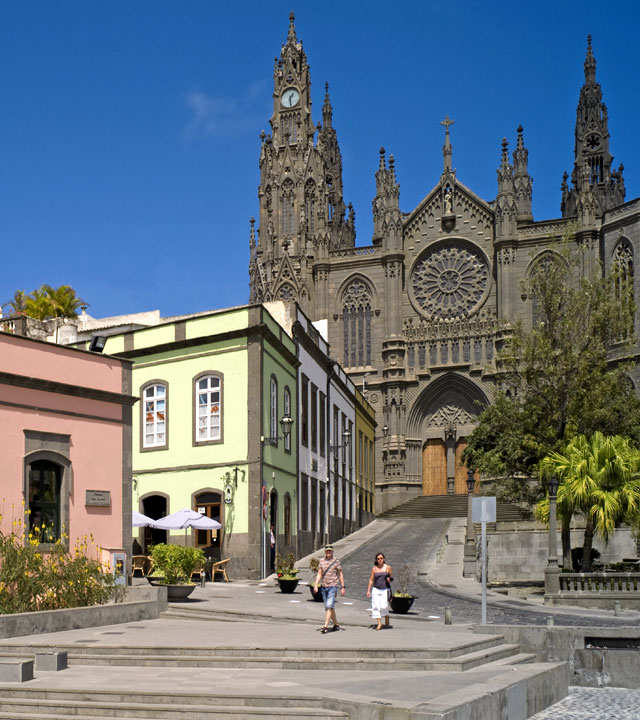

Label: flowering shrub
[0,511,117,615]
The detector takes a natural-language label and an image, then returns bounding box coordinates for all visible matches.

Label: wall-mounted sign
[85,490,111,507]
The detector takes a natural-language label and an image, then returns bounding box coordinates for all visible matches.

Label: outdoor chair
[132,555,150,577]
[212,558,230,582]
[190,561,205,583]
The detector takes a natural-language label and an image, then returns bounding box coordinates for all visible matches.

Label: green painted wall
[261,333,297,535]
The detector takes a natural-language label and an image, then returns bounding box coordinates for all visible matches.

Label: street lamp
[544,474,560,596]
[463,468,477,577]
[261,414,294,445]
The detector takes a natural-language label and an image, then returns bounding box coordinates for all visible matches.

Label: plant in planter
[390,564,417,614]
[149,544,205,600]
[275,552,299,593]
[308,557,323,601]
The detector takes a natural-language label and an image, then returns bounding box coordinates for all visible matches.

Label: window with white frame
[143,383,167,448]
[196,375,222,442]
[270,376,278,444]
[284,386,291,452]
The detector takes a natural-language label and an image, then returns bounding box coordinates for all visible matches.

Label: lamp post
[544,474,560,596]
[260,414,294,579]
[463,468,477,577]
[329,427,352,543]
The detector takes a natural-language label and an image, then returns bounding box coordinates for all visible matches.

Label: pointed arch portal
[406,374,488,496]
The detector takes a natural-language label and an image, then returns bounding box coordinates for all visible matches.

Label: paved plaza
[1,516,638,719]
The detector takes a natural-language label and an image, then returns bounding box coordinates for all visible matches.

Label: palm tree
[2,289,28,315]
[24,286,54,321]
[539,432,640,572]
[43,284,86,318]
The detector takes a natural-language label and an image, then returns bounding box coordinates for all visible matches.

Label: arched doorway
[194,491,223,559]
[142,494,167,550]
[406,374,488,496]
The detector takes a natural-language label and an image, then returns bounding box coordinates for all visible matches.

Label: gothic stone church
[248,15,639,513]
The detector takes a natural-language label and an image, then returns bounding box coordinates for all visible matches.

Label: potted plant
[149,543,205,601]
[308,557,323,601]
[390,564,417,614]
[275,552,299,593]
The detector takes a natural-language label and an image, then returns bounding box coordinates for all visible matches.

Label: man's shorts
[321,585,337,609]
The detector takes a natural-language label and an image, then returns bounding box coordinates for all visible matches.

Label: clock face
[281,88,300,108]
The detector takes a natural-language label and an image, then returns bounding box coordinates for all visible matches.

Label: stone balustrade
[559,572,640,593]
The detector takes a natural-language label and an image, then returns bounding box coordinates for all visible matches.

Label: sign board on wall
[85,490,111,507]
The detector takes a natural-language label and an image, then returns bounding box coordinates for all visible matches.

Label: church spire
[287,11,297,45]
[513,125,533,222]
[584,33,596,83]
[322,82,333,128]
[561,36,625,218]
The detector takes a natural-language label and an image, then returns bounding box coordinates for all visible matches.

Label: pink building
[0,332,135,572]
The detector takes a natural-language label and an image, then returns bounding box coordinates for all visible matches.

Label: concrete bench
[0,659,34,683]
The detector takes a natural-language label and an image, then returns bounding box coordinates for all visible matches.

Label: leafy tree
[537,433,640,571]
[463,237,640,502]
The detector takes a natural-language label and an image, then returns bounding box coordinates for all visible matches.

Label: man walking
[313,544,346,633]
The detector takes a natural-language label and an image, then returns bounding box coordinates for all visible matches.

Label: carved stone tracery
[410,241,489,319]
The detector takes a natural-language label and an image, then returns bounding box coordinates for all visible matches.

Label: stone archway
[406,374,488,496]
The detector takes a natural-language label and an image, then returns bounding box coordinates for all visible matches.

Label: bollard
[546,616,554,627]
[201,571,207,588]
[614,600,621,616]
[444,606,452,625]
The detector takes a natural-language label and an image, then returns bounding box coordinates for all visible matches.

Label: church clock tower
[249,13,355,315]
[561,36,625,219]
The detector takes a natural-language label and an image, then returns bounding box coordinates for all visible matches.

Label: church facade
[249,15,640,512]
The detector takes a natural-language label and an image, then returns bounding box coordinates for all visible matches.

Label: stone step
[0,698,347,719]
[379,494,531,522]
[0,635,506,661]
[35,643,520,672]
[0,660,569,720]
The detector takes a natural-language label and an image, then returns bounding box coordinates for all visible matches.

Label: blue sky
[1,1,639,319]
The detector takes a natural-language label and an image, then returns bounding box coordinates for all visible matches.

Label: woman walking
[366,553,392,630]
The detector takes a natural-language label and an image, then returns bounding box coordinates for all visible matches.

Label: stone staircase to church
[379,494,531,531]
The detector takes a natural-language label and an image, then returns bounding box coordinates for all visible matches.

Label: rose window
[410,241,489,319]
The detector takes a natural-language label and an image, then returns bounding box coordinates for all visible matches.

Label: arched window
[614,240,634,333]
[141,382,168,449]
[342,278,373,367]
[270,375,278,444]
[284,386,292,452]
[281,180,295,236]
[28,460,61,542]
[305,180,316,233]
[195,374,222,443]
[529,252,559,326]
[281,112,298,144]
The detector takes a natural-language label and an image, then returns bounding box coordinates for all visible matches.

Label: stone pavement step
[0,699,348,719]
[0,638,524,672]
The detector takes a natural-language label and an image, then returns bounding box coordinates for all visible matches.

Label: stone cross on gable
[441,116,454,171]
[440,115,455,132]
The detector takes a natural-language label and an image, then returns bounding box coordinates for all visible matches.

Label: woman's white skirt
[371,586,389,618]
